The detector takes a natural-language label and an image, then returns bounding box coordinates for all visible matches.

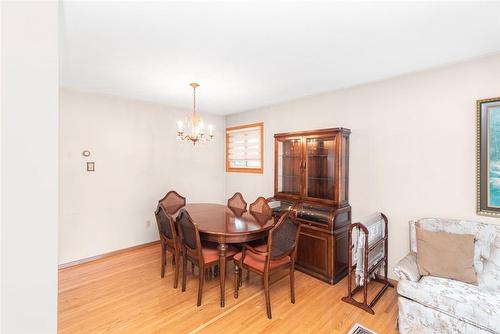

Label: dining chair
[233,211,301,319]
[154,204,181,288]
[241,197,275,282]
[176,209,238,306]
[227,192,247,211]
[155,191,186,287]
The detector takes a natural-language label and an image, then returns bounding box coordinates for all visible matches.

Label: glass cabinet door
[276,137,303,197]
[304,136,336,202]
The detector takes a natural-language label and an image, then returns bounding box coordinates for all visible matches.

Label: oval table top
[180,203,275,243]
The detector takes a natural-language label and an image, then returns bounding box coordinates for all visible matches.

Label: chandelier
[177,83,214,145]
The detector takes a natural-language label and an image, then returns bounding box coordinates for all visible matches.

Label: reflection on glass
[277,138,301,195]
[306,137,335,200]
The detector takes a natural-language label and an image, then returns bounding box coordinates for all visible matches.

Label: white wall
[1,2,58,333]
[59,89,225,264]
[225,54,500,278]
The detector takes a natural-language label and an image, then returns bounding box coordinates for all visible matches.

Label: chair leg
[191,262,195,274]
[290,264,295,304]
[264,272,272,319]
[173,249,180,289]
[239,268,243,287]
[234,263,240,298]
[182,251,187,292]
[197,266,204,307]
[160,244,166,278]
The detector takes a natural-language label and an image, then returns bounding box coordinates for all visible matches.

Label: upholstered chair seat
[201,244,238,264]
[234,247,290,272]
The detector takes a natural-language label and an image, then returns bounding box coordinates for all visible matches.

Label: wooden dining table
[180,203,275,307]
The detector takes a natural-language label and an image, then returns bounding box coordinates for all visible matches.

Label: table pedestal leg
[218,243,227,307]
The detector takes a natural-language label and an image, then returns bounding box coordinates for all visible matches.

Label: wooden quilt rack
[341,213,393,314]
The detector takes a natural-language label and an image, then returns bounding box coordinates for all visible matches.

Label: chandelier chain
[193,85,196,115]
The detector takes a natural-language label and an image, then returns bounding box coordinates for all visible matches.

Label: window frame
[225,122,264,174]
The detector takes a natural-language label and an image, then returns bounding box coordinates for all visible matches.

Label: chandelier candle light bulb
[176,83,215,145]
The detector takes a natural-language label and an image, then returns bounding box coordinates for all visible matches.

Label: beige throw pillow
[416,226,477,284]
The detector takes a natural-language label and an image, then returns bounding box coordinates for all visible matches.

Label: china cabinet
[271,128,351,284]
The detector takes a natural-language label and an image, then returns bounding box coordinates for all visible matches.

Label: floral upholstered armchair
[394,218,500,334]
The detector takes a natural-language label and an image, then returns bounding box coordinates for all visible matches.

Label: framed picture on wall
[477,97,500,216]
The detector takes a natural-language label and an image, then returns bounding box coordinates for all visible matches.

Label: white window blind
[226,123,263,172]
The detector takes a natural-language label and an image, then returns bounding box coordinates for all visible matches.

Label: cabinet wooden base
[295,211,350,285]
[295,263,348,285]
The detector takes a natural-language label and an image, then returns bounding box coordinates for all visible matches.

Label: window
[226,122,264,173]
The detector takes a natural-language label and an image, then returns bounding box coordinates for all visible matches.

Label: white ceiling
[60,1,500,115]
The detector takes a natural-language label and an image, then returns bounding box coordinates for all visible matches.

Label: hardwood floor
[58,244,399,333]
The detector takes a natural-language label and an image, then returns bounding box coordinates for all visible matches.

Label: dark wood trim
[342,134,350,204]
[58,240,160,270]
[274,127,351,138]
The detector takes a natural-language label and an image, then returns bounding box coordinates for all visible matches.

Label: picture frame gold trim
[477,97,500,216]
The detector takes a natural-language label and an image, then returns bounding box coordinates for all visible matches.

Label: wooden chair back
[249,196,272,218]
[227,192,247,211]
[159,190,186,215]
